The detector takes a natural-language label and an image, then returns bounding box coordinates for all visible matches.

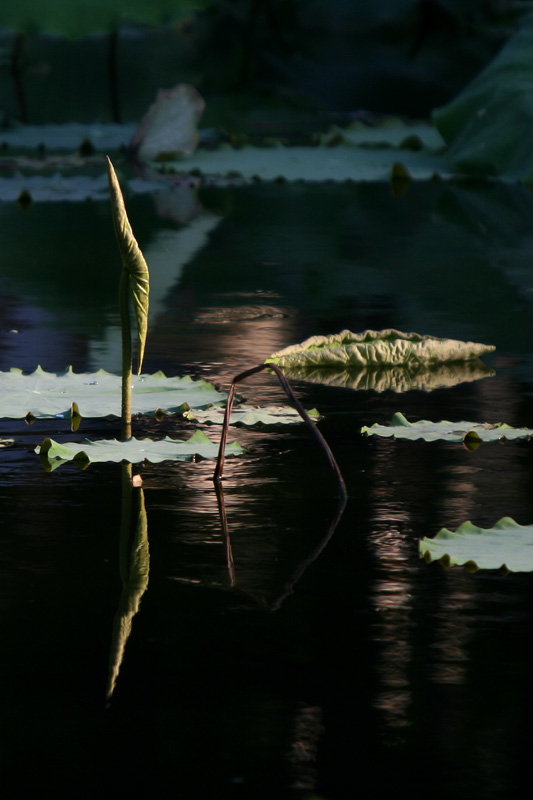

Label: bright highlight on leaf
[0,367,226,420]
[419,517,533,572]
[266,329,495,369]
[361,412,533,443]
[35,428,244,467]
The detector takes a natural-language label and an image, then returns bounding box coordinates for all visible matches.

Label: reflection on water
[4,181,533,795]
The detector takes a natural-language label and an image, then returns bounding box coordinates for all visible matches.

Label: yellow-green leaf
[107,156,150,373]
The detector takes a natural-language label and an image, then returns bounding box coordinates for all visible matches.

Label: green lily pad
[155,141,455,183]
[419,517,533,572]
[361,412,533,442]
[0,367,226,420]
[181,404,321,426]
[433,13,533,185]
[266,329,495,369]
[278,361,494,393]
[35,428,244,467]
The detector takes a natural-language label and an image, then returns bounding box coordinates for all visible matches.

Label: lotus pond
[3,171,533,798]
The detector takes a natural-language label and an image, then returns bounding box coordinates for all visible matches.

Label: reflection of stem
[214,479,236,587]
[213,363,347,501]
[214,480,347,611]
[270,492,347,611]
[106,464,149,703]
[120,268,132,441]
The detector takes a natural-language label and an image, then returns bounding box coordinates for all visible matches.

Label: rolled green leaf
[107,156,150,373]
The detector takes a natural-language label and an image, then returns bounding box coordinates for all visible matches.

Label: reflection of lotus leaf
[35,428,244,466]
[278,361,494,393]
[362,412,533,442]
[419,517,533,572]
[0,367,226,419]
[266,329,495,368]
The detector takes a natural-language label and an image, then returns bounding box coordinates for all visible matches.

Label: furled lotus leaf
[35,428,244,466]
[181,404,321,426]
[0,367,226,419]
[266,330,495,369]
[278,361,494,393]
[107,157,150,373]
[419,517,533,572]
[361,412,533,442]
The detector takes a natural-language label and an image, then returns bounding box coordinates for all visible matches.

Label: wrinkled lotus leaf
[419,517,533,572]
[131,84,205,161]
[433,13,533,185]
[181,404,321,426]
[0,367,226,419]
[278,360,494,393]
[35,428,244,466]
[266,330,495,369]
[361,412,533,442]
[157,142,455,183]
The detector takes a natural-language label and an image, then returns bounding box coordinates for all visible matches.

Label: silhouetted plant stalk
[106,157,150,440]
[213,362,347,501]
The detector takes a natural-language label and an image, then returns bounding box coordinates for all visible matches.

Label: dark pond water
[2,177,533,797]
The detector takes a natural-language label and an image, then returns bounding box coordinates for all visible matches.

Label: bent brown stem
[213,363,347,501]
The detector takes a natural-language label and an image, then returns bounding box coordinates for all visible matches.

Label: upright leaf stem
[120,268,132,441]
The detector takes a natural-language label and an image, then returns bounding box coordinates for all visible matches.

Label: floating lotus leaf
[419,517,533,572]
[278,361,494,393]
[181,404,321,426]
[157,142,455,183]
[0,367,226,420]
[266,330,495,369]
[361,412,533,442]
[35,428,244,466]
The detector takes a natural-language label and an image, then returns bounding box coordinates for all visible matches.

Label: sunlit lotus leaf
[361,412,533,442]
[266,330,495,369]
[155,142,455,183]
[35,428,244,466]
[130,85,205,161]
[181,404,321,426]
[278,361,494,393]
[0,367,226,419]
[419,517,533,572]
[107,157,150,372]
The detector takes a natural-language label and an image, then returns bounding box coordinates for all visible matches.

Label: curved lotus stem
[213,362,347,502]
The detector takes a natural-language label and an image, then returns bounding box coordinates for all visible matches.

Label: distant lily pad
[419,517,533,572]
[0,367,226,420]
[278,361,494,393]
[266,330,495,369]
[181,404,321,426]
[35,428,244,467]
[361,412,533,442]
[156,142,455,183]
